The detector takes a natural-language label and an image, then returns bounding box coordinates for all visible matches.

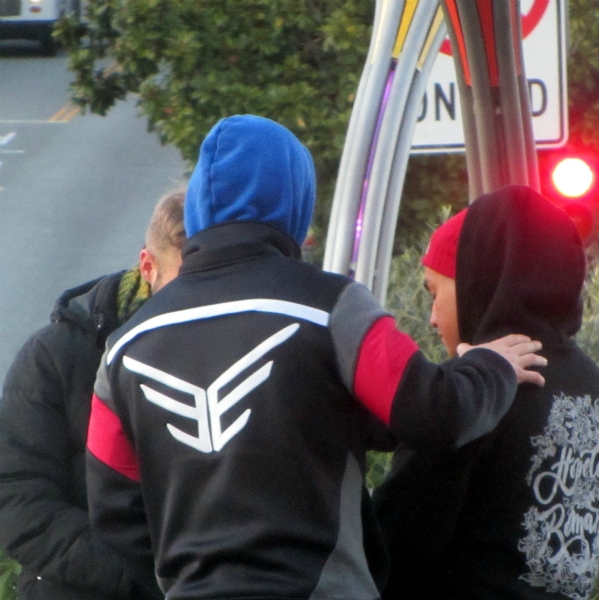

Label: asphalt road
[0,41,187,382]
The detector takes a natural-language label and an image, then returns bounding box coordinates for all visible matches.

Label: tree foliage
[56,1,599,250]
[54,0,473,248]
[564,0,599,149]
[0,550,19,600]
[55,0,375,241]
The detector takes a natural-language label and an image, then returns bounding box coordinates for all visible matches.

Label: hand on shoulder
[457,334,546,387]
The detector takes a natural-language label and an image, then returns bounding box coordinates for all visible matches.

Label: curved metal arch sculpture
[324,0,540,305]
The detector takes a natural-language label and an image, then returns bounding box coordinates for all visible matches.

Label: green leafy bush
[0,549,19,600]
[54,0,375,242]
[576,260,599,359]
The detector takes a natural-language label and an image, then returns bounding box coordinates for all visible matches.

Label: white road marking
[0,132,16,146]
[0,120,67,125]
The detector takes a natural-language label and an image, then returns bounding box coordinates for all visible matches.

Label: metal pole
[440,0,483,201]
[355,1,441,289]
[323,0,406,275]
[455,0,504,192]
[493,0,529,185]
[322,0,384,272]
[372,7,446,304]
[325,0,541,304]
[443,0,540,196]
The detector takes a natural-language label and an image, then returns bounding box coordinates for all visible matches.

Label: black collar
[181,221,302,274]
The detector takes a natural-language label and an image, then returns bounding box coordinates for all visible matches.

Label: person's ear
[139,247,158,288]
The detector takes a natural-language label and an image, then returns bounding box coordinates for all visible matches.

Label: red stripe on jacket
[354,316,419,425]
[87,394,140,482]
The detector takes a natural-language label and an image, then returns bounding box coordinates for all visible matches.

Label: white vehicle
[0,0,79,55]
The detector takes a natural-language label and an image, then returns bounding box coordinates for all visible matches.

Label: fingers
[492,335,543,354]
[457,339,542,358]
[519,352,547,369]
[499,334,533,346]
[511,340,543,356]
[457,335,547,388]
[512,350,547,387]
[515,368,546,388]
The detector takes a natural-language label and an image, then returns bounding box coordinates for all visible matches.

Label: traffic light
[551,158,594,198]
[539,150,598,243]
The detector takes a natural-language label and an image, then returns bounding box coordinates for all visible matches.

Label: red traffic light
[539,151,598,242]
[551,157,595,198]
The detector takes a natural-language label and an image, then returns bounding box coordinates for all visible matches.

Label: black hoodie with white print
[374,185,599,600]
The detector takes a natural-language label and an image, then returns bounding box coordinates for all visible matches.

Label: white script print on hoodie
[519,392,599,600]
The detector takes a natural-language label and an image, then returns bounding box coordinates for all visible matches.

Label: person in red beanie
[421,208,467,356]
[373,185,599,600]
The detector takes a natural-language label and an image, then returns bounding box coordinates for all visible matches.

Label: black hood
[456,185,585,347]
[51,271,124,348]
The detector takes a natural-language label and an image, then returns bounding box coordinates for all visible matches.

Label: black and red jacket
[87,221,518,600]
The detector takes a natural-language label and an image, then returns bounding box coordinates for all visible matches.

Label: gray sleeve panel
[93,351,114,409]
[309,452,379,600]
[330,281,392,393]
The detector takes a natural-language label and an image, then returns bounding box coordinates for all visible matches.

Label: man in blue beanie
[86,115,546,600]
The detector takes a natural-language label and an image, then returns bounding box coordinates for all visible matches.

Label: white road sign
[411,0,567,153]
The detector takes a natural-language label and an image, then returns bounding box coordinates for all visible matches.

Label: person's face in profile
[424,266,459,357]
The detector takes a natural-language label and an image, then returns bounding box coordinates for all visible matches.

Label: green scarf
[116,265,151,326]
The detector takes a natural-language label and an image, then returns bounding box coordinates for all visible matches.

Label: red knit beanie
[421,208,468,279]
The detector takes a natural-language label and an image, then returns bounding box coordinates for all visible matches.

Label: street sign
[411,0,567,153]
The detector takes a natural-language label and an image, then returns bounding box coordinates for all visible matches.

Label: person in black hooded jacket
[85,117,548,600]
[0,190,186,600]
[373,184,599,600]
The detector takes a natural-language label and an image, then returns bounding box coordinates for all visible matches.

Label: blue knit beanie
[184,115,316,245]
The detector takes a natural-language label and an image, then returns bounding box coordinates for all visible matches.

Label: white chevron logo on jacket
[122,323,300,452]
